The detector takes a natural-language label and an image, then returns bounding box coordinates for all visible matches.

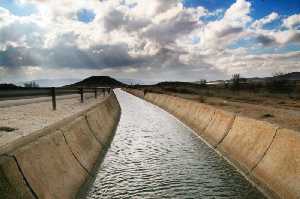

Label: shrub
[199,79,207,87]
[266,73,295,93]
[231,74,240,91]
[24,81,40,88]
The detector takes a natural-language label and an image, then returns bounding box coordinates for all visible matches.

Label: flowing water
[85,90,266,199]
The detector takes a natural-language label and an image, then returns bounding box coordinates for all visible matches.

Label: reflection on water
[85,90,266,199]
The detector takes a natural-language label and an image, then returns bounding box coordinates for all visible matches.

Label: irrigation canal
[84,90,266,199]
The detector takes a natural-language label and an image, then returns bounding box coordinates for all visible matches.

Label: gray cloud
[256,35,275,46]
[217,26,243,37]
[255,31,300,46]
[0,20,44,48]
[0,45,40,68]
[0,43,148,69]
[103,9,150,32]
[289,32,300,43]
[143,12,198,44]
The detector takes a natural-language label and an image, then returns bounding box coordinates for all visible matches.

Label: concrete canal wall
[126,89,300,199]
[0,92,121,199]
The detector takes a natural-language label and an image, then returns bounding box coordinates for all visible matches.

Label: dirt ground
[166,92,300,132]
[0,94,104,148]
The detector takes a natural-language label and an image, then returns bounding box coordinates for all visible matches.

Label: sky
[0,0,300,83]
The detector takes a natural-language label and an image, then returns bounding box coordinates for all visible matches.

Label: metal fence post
[51,87,56,110]
[94,88,97,99]
[80,88,84,103]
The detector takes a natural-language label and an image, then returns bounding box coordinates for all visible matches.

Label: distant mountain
[275,72,300,81]
[155,81,200,87]
[241,72,300,83]
[202,72,300,85]
[69,76,126,88]
[0,83,20,89]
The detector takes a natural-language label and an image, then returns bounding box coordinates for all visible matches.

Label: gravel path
[0,93,104,148]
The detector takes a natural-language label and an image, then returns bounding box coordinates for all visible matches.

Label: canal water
[85,90,266,199]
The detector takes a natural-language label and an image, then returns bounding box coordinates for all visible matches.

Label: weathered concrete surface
[0,91,121,199]
[125,89,300,199]
[144,92,215,137]
[62,116,102,172]
[86,108,106,144]
[203,110,235,147]
[0,156,35,199]
[218,116,278,174]
[13,130,88,199]
[87,93,120,145]
[253,128,300,199]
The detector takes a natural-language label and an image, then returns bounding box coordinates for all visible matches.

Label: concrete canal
[85,90,266,199]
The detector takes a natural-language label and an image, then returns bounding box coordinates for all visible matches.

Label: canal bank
[125,89,300,199]
[85,90,265,198]
[0,92,121,199]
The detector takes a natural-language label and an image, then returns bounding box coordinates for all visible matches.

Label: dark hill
[69,76,126,88]
[0,83,20,89]
[155,81,200,87]
[276,72,300,81]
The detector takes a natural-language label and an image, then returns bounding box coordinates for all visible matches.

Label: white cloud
[224,0,251,23]
[283,13,300,29]
[0,0,299,82]
[252,12,279,29]
[194,0,251,50]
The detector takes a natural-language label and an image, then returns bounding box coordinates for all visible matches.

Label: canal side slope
[0,92,121,199]
[125,89,300,199]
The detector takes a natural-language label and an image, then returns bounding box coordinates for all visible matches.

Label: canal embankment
[0,91,121,199]
[125,88,300,199]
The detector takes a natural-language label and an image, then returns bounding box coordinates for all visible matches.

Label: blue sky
[77,9,95,23]
[0,0,36,16]
[183,0,300,18]
[0,0,299,82]
[3,0,299,20]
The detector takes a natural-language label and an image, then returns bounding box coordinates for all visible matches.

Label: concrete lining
[61,116,103,173]
[0,155,36,199]
[0,91,121,199]
[253,128,300,199]
[204,110,235,147]
[218,116,278,174]
[13,130,88,199]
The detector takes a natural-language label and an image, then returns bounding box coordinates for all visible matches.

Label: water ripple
[85,90,266,199]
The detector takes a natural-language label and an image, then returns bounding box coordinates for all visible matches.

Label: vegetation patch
[0,126,17,132]
[261,113,274,118]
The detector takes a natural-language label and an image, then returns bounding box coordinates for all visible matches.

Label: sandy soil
[0,93,105,148]
[170,93,300,132]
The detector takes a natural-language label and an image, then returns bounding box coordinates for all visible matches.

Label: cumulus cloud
[254,29,300,46]
[252,12,279,29]
[193,0,251,50]
[0,0,299,82]
[251,12,300,47]
[283,14,300,29]
[143,7,205,45]
[103,9,150,32]
[0,43,148,69]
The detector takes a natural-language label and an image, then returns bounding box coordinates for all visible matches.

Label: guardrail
[0,87,111,110]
